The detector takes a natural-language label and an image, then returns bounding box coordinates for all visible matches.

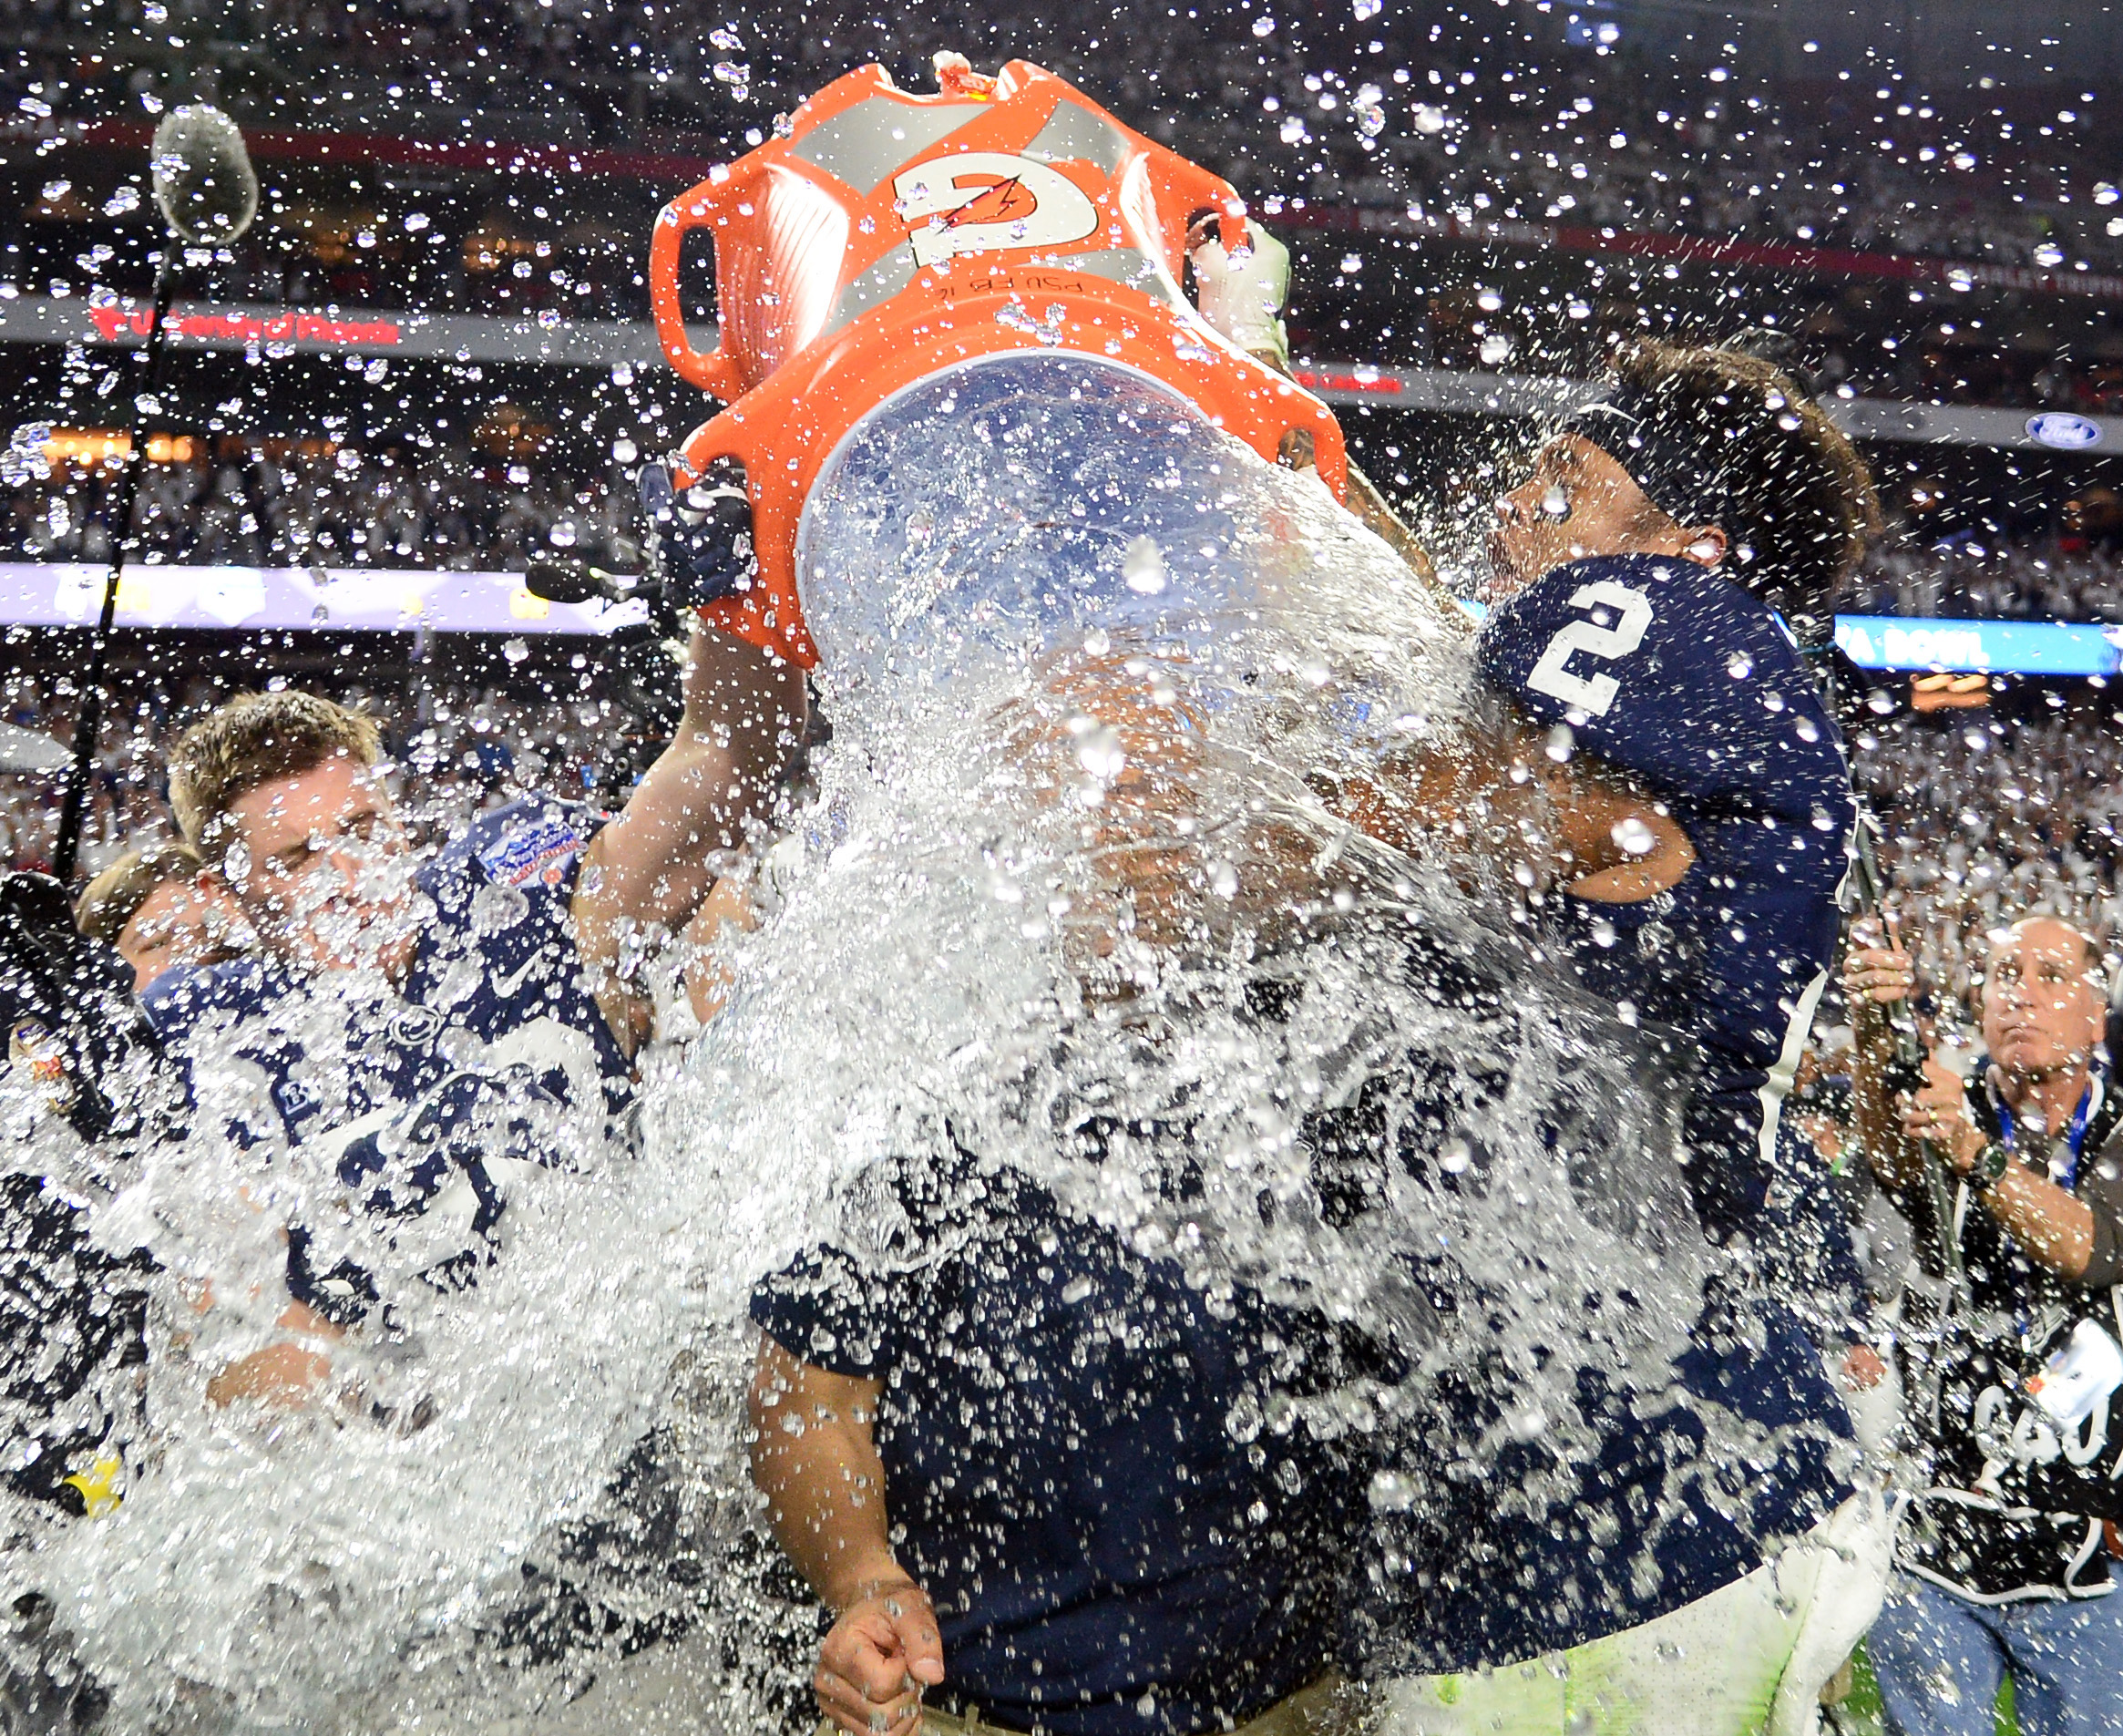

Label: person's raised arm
[1974,1152,2097,1280]
[748,1336,945,1736]
[1845,927,2099,1279]
[1898,1060,2097,1280]
[571,621,805,1051]
[1332,714,1695,906]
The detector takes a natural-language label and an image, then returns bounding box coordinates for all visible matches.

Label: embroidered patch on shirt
[477,813,584,889]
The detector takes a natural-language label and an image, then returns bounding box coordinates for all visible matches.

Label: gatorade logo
[895,151,1100,268]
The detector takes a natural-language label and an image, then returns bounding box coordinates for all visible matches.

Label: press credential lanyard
[1995,1077,2097,1191]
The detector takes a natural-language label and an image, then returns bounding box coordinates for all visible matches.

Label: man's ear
[1681,525,1728,568]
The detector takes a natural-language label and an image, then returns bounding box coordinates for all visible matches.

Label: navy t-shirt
[751,1146,1344,1736]
[143,798,631,1313]
[1351,556,1862,1672]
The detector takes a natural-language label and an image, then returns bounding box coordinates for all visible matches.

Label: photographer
[1845,915,2123,1736]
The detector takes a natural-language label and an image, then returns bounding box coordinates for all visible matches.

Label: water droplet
[1122,535,1167,595]
[1076,724,1125,781]
[1507,1406,1549,1441]
[1612,817,1657,856]
[1368,1469,1417,1511]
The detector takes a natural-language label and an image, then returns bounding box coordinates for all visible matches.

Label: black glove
[0,872,167,1146]
[639,458,757,611]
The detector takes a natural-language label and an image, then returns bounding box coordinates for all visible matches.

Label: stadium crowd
[5,0,2123,413]
[2,0,2113,279]
[0,437,639,572]
[15,434,2123,636]
[1854,710,2123,1008]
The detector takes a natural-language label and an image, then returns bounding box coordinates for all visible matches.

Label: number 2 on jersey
[1524,580,1653,717]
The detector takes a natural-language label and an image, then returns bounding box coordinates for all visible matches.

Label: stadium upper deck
[2,0,2122,412]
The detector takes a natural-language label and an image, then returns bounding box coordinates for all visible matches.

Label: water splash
[8,354,1731,1729]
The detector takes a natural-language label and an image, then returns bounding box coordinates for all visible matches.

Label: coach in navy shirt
[749,1143,1344,1736]
[1328,338,1894,1734]
[148,630,802,1405]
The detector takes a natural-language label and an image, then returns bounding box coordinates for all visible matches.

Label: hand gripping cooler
[648,56,1349,667]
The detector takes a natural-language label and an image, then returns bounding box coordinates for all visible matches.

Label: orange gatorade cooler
[647,55,1348,666]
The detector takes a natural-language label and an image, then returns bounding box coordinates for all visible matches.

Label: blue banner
[1831,614,2123,678]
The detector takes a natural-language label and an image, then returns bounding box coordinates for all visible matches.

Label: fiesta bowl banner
[0,570,2113,672]
[1833,613,2123,678]
[0,562,642,635]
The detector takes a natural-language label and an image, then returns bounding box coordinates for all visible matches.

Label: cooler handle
[650,178,747,402]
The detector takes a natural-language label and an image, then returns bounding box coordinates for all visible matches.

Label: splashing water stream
[10,354,1743,1731]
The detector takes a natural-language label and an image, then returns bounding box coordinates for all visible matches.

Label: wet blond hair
[167,691,381,848]
[75,842,204,945]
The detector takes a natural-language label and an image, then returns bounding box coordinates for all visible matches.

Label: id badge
[2026,1318,2123,1430]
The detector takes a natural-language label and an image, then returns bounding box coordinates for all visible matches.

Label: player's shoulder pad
[422,797,605,903]
[1477,552,1841,806]
[140,955,289,1040]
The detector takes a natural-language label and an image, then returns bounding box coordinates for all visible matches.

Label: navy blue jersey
[1347,556,1864,1674]
[1476,553,1854,1239]
[143,799,630,1315]
[752,1148,1345,1736]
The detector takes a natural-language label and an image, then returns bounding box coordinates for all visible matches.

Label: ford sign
[2027,412,2105,449]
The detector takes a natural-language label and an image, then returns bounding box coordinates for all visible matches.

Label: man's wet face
[220,755,414,973]
[1487,434,1693,600]
[1980,919,2105,1084]
[116,875,241,991]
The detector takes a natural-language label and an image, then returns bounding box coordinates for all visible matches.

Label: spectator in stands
[74,842,244,991]
[2059,486,2123,556]
[1844,914,2123,1736]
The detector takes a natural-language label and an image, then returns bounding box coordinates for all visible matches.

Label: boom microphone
[525,560,641,607]
[54,106,259,882]
[149,105,259,245]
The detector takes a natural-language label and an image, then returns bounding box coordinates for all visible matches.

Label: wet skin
[221,754,417,979]
[116,873,243,991]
